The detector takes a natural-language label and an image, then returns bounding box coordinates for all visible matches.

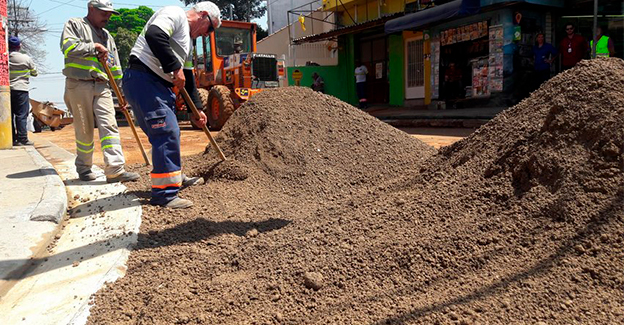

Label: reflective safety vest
[60,17,122,83]
[9,51,37,92]
[590,36,610,57]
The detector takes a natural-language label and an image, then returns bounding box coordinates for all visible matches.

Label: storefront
[356,31,390,104]
[386,0,564,108]
[428,9,512,107]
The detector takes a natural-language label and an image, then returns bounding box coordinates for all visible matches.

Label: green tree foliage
[106,6,154,69]
[106,6,154,36]
[256,25,268,41]
[182,0,266,22]
[113,28,139,70]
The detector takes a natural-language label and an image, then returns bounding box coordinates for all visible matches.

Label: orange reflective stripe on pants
[151,170,182,189]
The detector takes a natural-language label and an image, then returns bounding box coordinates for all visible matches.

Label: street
[33,123,474,165]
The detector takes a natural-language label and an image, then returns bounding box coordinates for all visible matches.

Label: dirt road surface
[85,61,624,325]
[32,122,217,166]
[33,123,472,166]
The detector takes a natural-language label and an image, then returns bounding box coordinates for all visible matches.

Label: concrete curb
[23,147,68,223]
[1,136,142,325]
[381,118,490,128]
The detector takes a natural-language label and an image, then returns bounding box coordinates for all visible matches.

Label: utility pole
[1,1,11,149]
[266,0,273,34]
[591,0,598,58]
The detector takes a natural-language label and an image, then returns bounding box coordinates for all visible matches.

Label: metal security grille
[407,39,424,87]
[252,57,278,82]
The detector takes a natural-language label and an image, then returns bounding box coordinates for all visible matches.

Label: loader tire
[190,88,210,130]
[207,85,235,131]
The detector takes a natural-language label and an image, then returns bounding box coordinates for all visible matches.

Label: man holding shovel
[122,1,221,209]
[60,0,139,183]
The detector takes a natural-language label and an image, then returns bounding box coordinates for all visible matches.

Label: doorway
[405,36,425,99]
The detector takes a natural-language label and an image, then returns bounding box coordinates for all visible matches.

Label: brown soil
[87,59,624,325]
[31,123,212,165]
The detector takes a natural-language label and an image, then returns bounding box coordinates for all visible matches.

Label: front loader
[177,20,283,130]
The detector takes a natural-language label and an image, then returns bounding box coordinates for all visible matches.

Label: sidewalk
[0,136,141,324]
[0,145,67,296]
[365,105,506,128]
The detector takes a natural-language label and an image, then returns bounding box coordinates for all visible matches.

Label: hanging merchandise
[488,25,504,92]
[441,21,488,46]
[471,57,489,97]
[431,38,440,98]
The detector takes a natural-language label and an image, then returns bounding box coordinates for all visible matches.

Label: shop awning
[292,13,403,45]
[385,0,481,34]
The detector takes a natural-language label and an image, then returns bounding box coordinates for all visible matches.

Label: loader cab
[192,20,257,89]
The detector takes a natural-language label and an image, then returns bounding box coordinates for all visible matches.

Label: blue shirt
[533,43,557,71]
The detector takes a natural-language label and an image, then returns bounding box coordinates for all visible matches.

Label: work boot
[79,170,97,181]
[15,140,34,146]
[164,197,194,209]
[106,171,140,183]
[181,174,204,189]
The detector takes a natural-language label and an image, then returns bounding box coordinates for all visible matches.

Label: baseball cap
[194,1,222,30]
[88,0,120,15]
[8,36,21,48]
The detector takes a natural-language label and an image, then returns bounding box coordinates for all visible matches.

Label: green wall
[388,34,405,106]
[286,34,358,106]
[286,66,348,101]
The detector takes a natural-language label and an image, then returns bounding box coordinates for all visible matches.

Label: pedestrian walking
[590,26,615,58]
[311,72,325,93]
[8,37,37,146]
[122,1,221,209]
[60,0,139,183]
[532,32,557,90]
[558,23,587,71]
[355,61,368,109]
[443,62,463,108]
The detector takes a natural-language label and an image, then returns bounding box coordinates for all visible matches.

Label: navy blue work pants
[11,90,29,144]
[122,69,182,206]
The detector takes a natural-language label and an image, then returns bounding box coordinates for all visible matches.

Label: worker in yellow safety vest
[590,26,615,58]
[60,0,139,183]
[8,36,37,146]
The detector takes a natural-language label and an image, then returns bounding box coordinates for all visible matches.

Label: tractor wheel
[207,85,235,130]
[190,88,210,130]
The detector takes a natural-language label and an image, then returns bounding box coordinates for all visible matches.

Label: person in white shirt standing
[354,61,368,109]
[122,1,221,209]
[8,37,37,146]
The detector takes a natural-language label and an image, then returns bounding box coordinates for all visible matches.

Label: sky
[35,0,268,73]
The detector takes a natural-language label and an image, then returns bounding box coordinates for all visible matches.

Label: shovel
[99,57,151,166]
[179,87,227,161]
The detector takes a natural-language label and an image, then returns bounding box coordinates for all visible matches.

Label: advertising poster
[488,24,504,92]
[431,39,440,98]
[441,21,488,47]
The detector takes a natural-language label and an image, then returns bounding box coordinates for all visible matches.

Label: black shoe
[79,170,97,181]
[106,171,140,183]
[15,140,34,146]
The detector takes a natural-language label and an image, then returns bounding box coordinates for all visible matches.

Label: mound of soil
[88,59,623,325]
[190,87,436,197]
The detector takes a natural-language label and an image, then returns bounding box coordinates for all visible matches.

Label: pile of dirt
[88,58,624,324]
[189,87,436,198]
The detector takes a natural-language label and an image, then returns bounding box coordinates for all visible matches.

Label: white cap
[193,1,222,29]
[87,0,119,15]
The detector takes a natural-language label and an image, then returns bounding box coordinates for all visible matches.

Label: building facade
[267,0,323,34]
[286,0,622,108]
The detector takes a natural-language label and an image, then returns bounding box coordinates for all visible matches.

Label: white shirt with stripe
[9,51,37,92]
[130,6,193,82]
[355,65,368,83]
